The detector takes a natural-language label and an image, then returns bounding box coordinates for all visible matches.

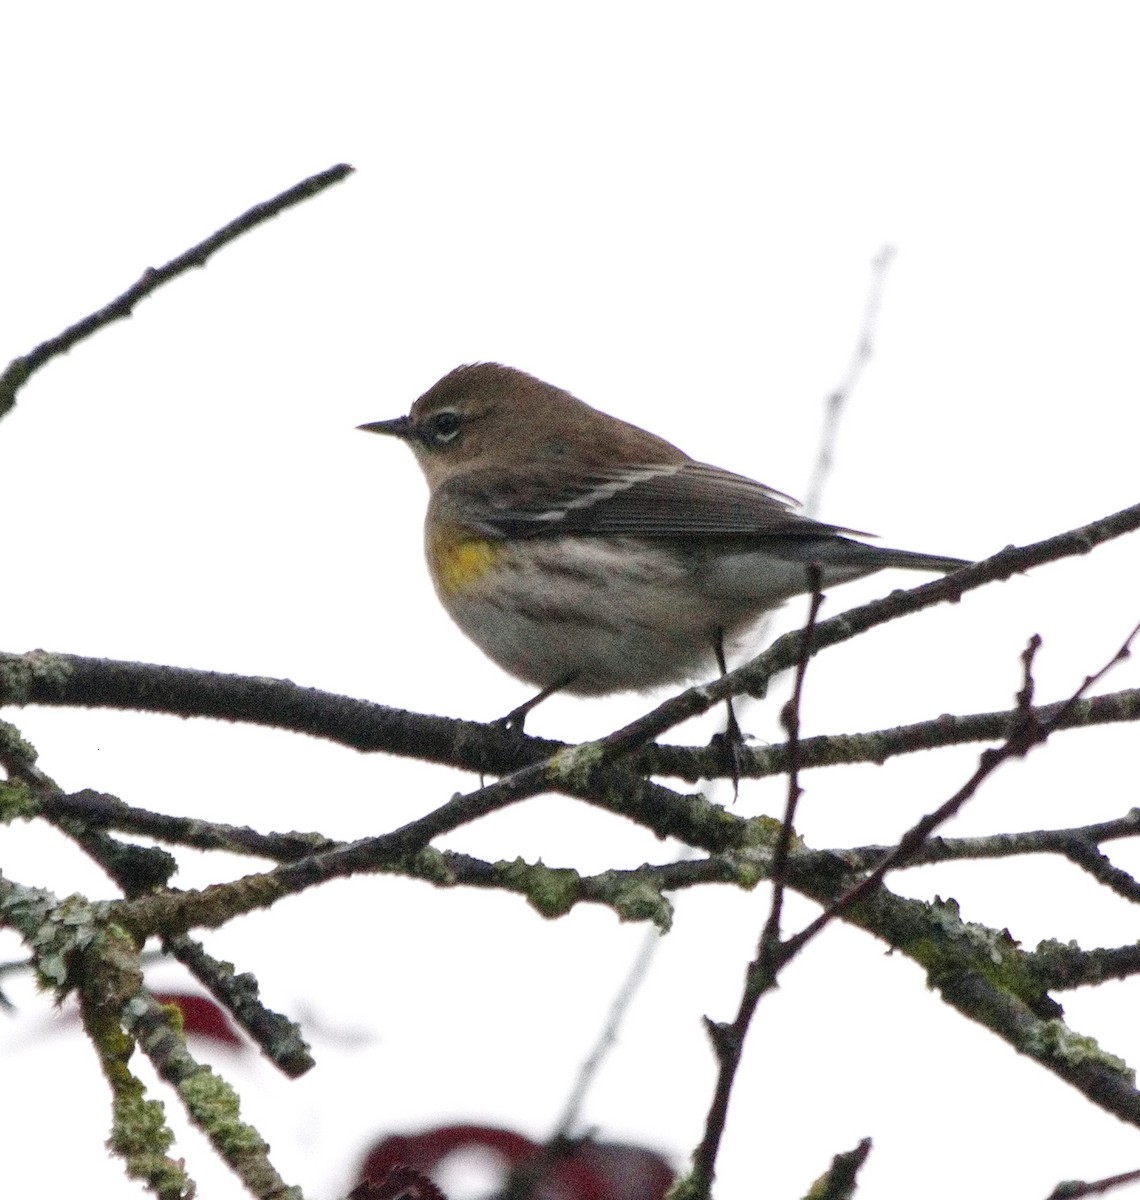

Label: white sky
[3,4,1140,1198]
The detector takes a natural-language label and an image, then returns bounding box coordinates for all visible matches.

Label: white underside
[436,535,874,693]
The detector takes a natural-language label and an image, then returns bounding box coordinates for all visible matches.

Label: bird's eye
[423,410,463,446]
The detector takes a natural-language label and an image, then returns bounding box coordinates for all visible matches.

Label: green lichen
[79,923,144,1011]
[179,1069,269,1157]
[82,980,192,1199]
[1028,1019,1134,1081]
[547,741,606,789]
[610,879,673,930]
[158,996,186,1039]
[496,857,580,918]
[740,814,785,849]
[107,1090,192,1200]
[0,650,74,703]
[108,1090,173,1156]
[648,791,750,853]
[727,856,765,890]
[406,845,456,886]
[874,894,1057,1016]
[115,870,285,943]
[0,718,39,771]
[666,1168,710,1200]
[0,779,39,823]
[0,885,117,993]
[1030,937,1127,988]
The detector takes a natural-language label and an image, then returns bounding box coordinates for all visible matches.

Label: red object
[357,1124,673,1200]
[50,991,245,1050]
[152,992,244,1048]
[347,1164,446,1200]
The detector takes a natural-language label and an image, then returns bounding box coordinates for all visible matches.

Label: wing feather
[443,461,868,540]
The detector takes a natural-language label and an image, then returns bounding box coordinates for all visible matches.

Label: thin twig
[782,620,1140,963]
[650,686,1140,782]
[803,244,896,517]
[0,163,354,421]
[689,573,824,1190]
[1046,1166,1140,1199]
[839,810,1140,870]
[800,1137,873,1200]
[729,247,896,770]
[552,927,663,1138]
[764,568,824,939]
[676,622,1140,1197]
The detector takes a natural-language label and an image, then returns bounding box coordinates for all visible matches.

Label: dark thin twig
[1058,840,1140,904]
[839,810,1140,870]
[764,568,823,939]
[652,685,1140,782]
[0,163,354,421]
[800,1138,873,1200]
[689,573,824,1190]
[1046,1166,1140,1199]
[781,620,1140,962]
[678,621,1140,1197]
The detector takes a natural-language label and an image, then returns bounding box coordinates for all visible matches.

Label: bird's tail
[816,538,970,574]
[770,536,970,575]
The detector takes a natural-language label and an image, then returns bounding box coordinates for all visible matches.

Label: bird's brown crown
[399,363,688,490]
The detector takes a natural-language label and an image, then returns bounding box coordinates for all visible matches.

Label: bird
[359,363,967,726]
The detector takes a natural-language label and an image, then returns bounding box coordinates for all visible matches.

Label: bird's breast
[426,529,504,596]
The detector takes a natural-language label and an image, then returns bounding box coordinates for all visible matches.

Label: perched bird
[359,363,967,720]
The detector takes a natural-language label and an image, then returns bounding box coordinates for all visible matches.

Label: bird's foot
[492,675,577,735]
[708,697,750,799]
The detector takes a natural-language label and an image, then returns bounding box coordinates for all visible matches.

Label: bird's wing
[444,461,868,540]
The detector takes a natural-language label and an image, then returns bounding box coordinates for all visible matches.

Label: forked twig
[688,573,824,1190]
[678,618,1140,1195]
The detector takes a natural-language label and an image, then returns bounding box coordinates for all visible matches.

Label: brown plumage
[359,363,967,696]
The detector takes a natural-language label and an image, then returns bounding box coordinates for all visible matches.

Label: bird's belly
[434,536,774,694]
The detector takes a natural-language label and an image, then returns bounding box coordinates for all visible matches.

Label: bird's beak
[357,415,414,439]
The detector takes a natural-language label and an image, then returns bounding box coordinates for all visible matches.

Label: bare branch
[1045,1167,1140,1199]
[686,573,824,1189]
[799,1137,873,1200]
[782,621,1140,962]
[803,244,896,517]
[651,687,1140,781]
[0,163,354,422]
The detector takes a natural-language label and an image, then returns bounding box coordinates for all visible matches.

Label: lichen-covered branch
[0,725,313,1077]
[652,687,1140,782]
[0,871,303,1199]
[1032,940,1140,991]
[121,988,302,1200]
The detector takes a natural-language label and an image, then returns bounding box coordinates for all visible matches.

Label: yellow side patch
[429,536,501,595]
